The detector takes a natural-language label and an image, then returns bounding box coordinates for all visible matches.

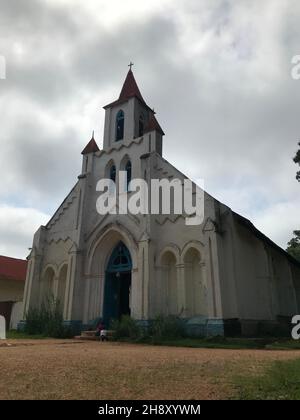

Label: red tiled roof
[144,113,165,135]
[0,255,27,282]
[104,69,150,110]
[119,69,145,103]
[81,137,100,155]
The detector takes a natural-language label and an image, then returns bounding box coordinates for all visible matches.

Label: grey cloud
[0,0,299,258]
[0,110,83,213]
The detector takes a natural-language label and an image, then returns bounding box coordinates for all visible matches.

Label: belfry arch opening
[103,241,132,327]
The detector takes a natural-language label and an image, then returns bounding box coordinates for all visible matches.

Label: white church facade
[23,68,300,336]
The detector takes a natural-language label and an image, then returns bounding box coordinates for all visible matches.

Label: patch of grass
[133,335,300,350]
[266,340,300,350]
[6,330,46,340]
[133,333,291,349]
[233,358,300,400]
[142,337,268,349]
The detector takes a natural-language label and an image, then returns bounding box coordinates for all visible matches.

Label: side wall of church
[220,214,300,325]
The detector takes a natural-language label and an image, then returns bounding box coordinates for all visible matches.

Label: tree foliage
[286,231,300,262]
[294,142,300,182]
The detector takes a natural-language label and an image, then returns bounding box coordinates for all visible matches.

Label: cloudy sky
[0,0,299,259]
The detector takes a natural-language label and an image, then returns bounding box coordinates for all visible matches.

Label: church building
[23,68,300,336]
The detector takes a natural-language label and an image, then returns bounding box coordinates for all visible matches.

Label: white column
[130,268,140,319]
[23,252,42,317]
[176,263,186,317]
[136,240,150,320]
[65,254,75,320]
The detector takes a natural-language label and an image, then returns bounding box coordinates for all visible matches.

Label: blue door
[103,242,132,327]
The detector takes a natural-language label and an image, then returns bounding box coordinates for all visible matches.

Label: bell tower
[102,65,164,153]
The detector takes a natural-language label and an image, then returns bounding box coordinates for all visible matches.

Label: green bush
[110,315,141,340]
[151,315,185,340]
[25,295,73,338]
[109,315,185,342]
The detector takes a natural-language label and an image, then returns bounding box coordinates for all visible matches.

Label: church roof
[81,136,100,155]
[144,113,165,135]
[119,69,145,103]
[0,255,27,282]
[104,69,151,110]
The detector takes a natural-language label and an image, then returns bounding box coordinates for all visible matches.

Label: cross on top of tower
[128,61,134,71]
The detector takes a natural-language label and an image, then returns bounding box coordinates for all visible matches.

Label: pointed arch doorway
[103,241,132,327]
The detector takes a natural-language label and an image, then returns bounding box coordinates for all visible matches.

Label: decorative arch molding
[157,245,179,316]
[58,261,68,275]
[120,153,131,170]
[87,222,139,274]
[104,158,116,178]
[83,222,139,324]
[42,263,59,280]
[181,240,205,264]
[97,137,143,158]
[45,236,75,246]
[181,240,208,318]
[40,264,57,305]
[84,213,140,244]
[157,244,181,267]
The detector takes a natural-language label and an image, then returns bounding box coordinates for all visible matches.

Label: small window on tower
[109,164,117,195]
[125,160,132,191]
[110,165,116,182]
[139,114,144,137]
[116,110,124,141]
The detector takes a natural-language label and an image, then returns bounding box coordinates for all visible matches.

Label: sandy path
[1,339,300,400]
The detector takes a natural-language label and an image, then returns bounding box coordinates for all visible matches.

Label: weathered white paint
[10,302,24,330]
[0,315,5,340]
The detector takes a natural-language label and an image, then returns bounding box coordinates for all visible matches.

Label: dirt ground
[1,339,300,400]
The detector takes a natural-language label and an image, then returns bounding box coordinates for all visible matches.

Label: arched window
[125,160,132,191]
[116,110,124,141]
[110,165,116,183]
[41,267,55,304]
[184,248,207,317]
[107,242,132,273]
[138,114,144,137]
[57,264,67,313]
[161,251,178,316]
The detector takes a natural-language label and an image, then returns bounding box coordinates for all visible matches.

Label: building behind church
[23,69,300,337]
[0,255,27,330]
